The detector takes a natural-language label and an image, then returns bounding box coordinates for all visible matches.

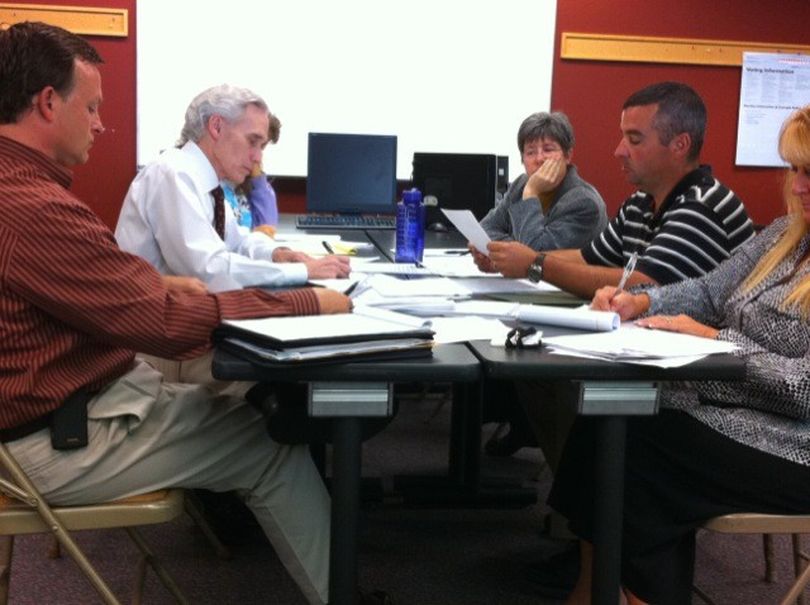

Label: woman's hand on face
[523,157,566,199]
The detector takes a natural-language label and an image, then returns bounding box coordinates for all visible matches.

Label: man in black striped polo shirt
[495,83,757,598]
[488,81,755,299]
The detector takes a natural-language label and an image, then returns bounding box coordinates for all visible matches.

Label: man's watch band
[527,253,546,283]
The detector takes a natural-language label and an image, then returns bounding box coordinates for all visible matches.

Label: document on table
[419,255,493,278]
[223,336,433,363]
[219,312,433,347]
[453,277,558,295]
[422,248,471,257]
[349,261,434,276]
[427,317,508,344]
[440,209,491,255]
[349,274,471,299]
[544,324,737,367]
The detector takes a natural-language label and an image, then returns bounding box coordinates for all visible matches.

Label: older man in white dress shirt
[116,84,349,289]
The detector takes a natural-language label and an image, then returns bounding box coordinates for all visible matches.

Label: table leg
[329,417,362,605]
[448,381,482,490]
[591,415,626,605]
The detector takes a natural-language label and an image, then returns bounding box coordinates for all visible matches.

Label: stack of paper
[216,311,434,365]
[544,325,737,367]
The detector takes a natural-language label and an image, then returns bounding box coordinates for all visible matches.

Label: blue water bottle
[395,188,425,263]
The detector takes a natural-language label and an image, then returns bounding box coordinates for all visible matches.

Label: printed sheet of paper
[736,52,810,167]
[440,209,491,255]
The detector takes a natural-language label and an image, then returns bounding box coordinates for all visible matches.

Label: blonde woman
[552,106,810,605]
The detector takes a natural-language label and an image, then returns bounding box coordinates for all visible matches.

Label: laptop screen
[306,133,397,215]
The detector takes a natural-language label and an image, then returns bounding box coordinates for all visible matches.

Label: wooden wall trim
[0,3,127,37]
[561,32,810,67]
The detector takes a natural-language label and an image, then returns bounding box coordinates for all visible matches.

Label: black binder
[213,314,434,366]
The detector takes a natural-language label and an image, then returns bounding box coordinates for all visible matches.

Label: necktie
[211,186,225,239]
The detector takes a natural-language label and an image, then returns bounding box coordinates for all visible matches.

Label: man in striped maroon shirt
[0,21,348,604]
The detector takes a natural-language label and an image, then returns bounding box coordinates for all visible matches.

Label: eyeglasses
[523,145,564,157]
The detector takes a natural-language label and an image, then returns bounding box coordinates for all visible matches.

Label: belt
[0,413,52,443]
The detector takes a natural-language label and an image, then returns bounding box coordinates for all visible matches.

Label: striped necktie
[211,186,225,239]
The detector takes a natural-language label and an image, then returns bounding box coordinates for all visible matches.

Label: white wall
[137,0,557,179]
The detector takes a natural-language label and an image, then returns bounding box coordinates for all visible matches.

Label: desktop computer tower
[412,152,505,231]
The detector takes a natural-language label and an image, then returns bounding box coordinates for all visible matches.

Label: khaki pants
[8,361,330,604]
[137,350,252,398]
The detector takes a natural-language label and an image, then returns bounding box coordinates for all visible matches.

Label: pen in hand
[343,281,359,296]
[612,251,639,299]
[322,240,335,255]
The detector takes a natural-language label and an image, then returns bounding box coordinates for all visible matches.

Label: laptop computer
[296,132,398,230]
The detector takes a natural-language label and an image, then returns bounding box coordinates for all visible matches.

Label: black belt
[0,412,52,443]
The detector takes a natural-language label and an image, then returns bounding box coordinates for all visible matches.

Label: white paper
[222,312,430,344]
[544,324,736,363]
[349,262,434,276]
[440,209,491,255]
[308,278,357,292]
[515,304,619,332]
[736,52,810,167]
[273,233,341,243]
[422,248,471,257]
[449,300,520,318]
[351,291,457,315]
[352,274,470,298]
[419,255,493,277]
[352,305,432,328]
[546,349,709,369]
[427,317,509,344]
[453,278,556,296]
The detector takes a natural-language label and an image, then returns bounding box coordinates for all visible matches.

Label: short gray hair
[517,111,575,154]
[177,84,269,145]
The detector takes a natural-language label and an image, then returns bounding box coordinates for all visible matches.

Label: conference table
[212,344,481,605]
[467,331,746,605]
[217,217,747,604]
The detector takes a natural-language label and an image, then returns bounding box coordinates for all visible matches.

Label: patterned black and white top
[583,166,755,285]
[647,217,810,466]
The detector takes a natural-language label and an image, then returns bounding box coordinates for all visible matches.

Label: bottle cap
[402,188,422,203]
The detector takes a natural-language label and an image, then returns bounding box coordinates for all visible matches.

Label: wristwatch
[527,253,546,283]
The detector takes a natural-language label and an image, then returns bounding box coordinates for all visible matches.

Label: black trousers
[548,409,810,604]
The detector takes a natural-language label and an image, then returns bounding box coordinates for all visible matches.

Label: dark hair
[268,112,281,144]
[0,21,103,123]
[623,82,706,161]
[517,111,575,154]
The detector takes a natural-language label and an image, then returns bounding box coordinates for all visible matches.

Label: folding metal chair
[694,513,810,605]
[0,440,189,605]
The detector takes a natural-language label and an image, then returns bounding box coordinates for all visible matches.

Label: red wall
[552,0,810,227]
[22,0,139,228]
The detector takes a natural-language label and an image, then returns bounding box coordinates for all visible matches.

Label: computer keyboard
[296,214,396,230]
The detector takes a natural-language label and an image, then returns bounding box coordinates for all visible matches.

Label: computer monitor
[411,152,504,230]
[306,133,398,215]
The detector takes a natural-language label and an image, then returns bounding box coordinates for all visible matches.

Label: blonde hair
[743,105,810,317]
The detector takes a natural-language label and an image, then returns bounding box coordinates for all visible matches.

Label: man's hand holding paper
[440,209,491,255]
[487,241,537,278]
